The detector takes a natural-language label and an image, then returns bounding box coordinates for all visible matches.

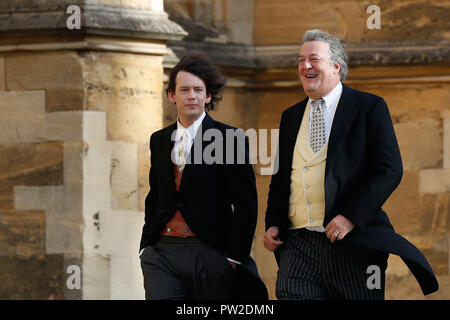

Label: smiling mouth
[305,74,318,79]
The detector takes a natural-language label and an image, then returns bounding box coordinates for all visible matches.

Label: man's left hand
[325,214,355,243]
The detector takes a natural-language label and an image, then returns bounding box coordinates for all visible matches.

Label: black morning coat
[265,84,439,295]
[140,113,268,299]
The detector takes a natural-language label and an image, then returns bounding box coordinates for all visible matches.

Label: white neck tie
[178,131,187,171]
[310,98,326,154]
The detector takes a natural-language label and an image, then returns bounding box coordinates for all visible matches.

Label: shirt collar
[308,81,343,109]
[176,111,206,141]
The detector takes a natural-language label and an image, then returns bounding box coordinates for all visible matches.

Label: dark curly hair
[166,54,227,111]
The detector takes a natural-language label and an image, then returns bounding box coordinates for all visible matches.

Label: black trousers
[140,236,234,300]
[275,228,388,300]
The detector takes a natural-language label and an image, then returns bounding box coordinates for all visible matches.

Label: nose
[187,88,195,100]
[299,64,311,75]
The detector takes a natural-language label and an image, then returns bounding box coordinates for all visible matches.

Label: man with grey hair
[264,29,438,299]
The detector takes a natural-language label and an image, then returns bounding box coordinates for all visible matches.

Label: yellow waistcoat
[289,102,328,229]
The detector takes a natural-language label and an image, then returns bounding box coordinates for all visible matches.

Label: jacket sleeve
[341,97,403,230]
[139,133,158,251]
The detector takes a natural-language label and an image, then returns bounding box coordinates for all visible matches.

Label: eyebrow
[298,53,321,58]
[178,85,204,89]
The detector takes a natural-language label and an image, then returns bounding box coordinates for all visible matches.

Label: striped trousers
[275,228,388,300]
[140,236,234,300]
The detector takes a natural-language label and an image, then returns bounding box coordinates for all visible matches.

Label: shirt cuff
[227,258,241,265]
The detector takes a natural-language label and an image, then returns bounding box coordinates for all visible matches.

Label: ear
[168,90,176,104]
[205,93,212,104]
[334,62,341,75]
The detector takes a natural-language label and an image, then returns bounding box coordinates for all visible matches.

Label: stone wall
[253,0,450,45]
[0,0,185,299]
[0,50,164,299]
[353,69,450,299]
[164,0,253,45]
[0,52,66,299]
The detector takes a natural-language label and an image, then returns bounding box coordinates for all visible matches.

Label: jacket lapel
[159,122,177,192]
[325,85,360,176]
[179,113,214,191]
[284,100,308,172]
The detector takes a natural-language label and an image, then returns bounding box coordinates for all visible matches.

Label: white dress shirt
[305,81,343,233]
[173,112,206,167]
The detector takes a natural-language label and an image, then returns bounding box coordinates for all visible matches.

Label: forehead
[299,41,330,57]
[175,71,206,88]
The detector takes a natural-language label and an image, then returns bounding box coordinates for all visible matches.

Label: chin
[183,108,199,114]
[303,88,317,98]
[184,111,201,119]
[302,83,316,93]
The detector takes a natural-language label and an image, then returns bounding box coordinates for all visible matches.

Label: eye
[298,58,305,64]
[311,57,320,63]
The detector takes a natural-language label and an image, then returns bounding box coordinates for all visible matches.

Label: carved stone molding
[0,1,187,42]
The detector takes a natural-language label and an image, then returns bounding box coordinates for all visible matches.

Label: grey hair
[301,29,348,81]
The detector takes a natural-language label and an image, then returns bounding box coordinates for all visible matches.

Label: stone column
[0,0,185,299]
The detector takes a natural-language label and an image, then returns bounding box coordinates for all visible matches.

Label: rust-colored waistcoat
[160,164,195,237]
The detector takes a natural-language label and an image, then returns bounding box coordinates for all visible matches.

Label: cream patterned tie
[310,98,326,154]
[178,130,187,171]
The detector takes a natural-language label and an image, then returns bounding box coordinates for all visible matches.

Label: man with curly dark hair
[139,54,267,300]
